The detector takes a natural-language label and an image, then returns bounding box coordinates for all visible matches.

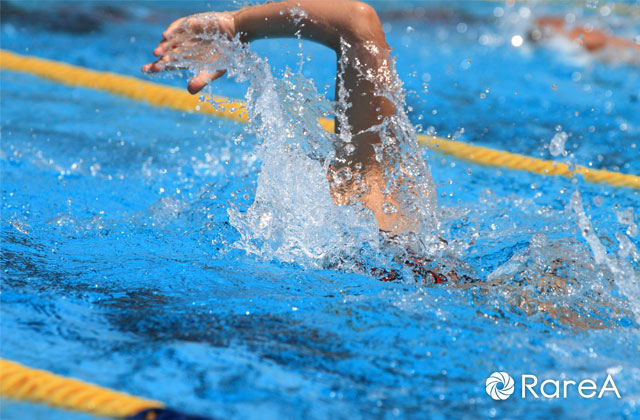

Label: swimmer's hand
[142,12,236,94]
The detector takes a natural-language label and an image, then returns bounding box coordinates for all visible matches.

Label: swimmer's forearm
[608,35,640,50]
[233,0,387,51]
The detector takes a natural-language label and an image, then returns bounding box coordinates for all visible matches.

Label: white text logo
[486,372,621,400]
[486,371,515,400]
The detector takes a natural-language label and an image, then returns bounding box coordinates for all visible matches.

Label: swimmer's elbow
[347,1,386,44]
[350,1,378,23]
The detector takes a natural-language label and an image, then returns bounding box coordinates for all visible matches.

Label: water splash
[433,183,639,329]
[570,191,640,323]
[168,24,639,327]
[549,130,568,157]
[171,31,443,271]
[615,206,638,237]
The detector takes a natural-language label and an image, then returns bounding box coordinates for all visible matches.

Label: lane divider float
[0,358,213,420]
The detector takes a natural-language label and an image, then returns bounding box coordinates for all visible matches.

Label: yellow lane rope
[417,136,639,189]
[0,49,246,124]
[0,358,163,418]
[1,49,638,189]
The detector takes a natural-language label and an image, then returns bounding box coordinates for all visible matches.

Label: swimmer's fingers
[162,14,211,43]
[142,57,168,74]
[154,17,204,56]
[187,69,226,94]
[145,41,224,74]
[161,17,190,41]
[153,40,172,57]
[154,35,207,57]
[144,41,204,73]
[142,55,187,73]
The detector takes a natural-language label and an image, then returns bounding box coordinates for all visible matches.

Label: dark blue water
[1,1,639,419]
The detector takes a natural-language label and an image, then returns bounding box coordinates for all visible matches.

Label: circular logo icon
[486,371,515,400]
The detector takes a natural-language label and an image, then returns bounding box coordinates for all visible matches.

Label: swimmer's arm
[144,1,392,102]
[567,27,607,52]
[232,0,386,50]
[233,0,396,134]
[236,2,404,232]
[567,26,639,52]
[144,1,403,232]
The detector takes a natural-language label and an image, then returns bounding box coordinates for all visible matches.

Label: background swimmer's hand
[142,11,236,94]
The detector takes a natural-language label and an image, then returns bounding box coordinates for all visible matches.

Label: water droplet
[344,143,356,155]
[593,195,604,207]
[600,5,611,17]
[333,167,353,184]
[530,232,547,248]
[382,202,397,215]
[549,131,568,157]
[530,29,542,41]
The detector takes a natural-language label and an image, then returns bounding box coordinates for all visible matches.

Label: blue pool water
[1,1,639,419]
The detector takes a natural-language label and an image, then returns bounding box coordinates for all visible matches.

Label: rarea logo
[486,372,515,400]
[485,371,621,401]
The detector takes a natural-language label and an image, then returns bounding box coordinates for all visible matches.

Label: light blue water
[1,1,639,419]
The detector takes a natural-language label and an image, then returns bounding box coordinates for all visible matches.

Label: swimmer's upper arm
[234,0,386,51]
[567,28,607,52]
